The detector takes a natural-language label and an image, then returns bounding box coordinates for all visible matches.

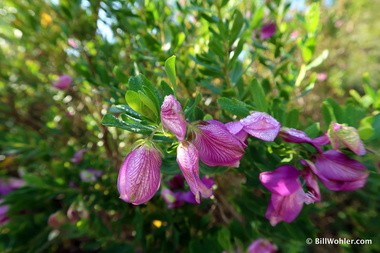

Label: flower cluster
[117,95,280,205]
[260,123,369,226]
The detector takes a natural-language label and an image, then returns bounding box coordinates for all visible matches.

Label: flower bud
[328,122,366,156]
[118,142,162,205]
[53,75,72,90]
[160,95,187,141]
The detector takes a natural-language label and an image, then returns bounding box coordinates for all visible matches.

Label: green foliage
[0,0,379,252]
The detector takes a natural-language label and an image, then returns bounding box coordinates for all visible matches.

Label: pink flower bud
[176,141,213,203]
[328,122,366,156]
[70,149,87,165]
[190,120,245,167]
[160,95,187,141]
[118,142,162,205]
[248,238,278,253]
[240,112,281,142]
[53,75,72,90]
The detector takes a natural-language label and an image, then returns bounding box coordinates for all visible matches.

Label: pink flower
[0,178,25,195]
[248,238,278,253]
[189,120,246,167]
[160,95,187,141]
[53,75,72,90]
[0,199,10,225]
[80,168,103,182]
[70,149,87,165]
[290,31,299,39]
[68,38,78,48]
[225,121,249,143]
[306,150,369,191]
[316,73,327,81]
[328,122,366,156]
[240,112,281,142]
[260,166,319,226]
[161,188,185,208]
[176,141,213,203]
[118,141,162,205]
[260,22,276,40]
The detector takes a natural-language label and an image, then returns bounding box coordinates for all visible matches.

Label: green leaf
[185,93,202,118]
[306,50,329,70]
[125,90,143,114]
[113,66,129,84]
[114,104,141,117]
[305,2,320,34]
[139,89,159,116]
[250,79,268,112]
[165,56,177,92]
[160,80,174,96]
[217,97,250,118]
[229,10,244,46]
[128,74,154,93]
[286,109,299,128]
[217,227,232,251]
[101,113,154,134]
[304,122,320,138]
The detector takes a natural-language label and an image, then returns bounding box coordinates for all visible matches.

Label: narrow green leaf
[229,10,244,46]
[217,97,250,118]
[101,113,154,134]
[165,56,177,92]
[250,79,268,112]
[160,80,174,97]
[306,50,329,70]
[113,66,129,84]
[184,93,202,119]
[285,109,300,128]
[114,104,141,117]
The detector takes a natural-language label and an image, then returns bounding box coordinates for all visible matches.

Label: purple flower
[328,122,366,156]
[166,174,185,190]
[189,120,246,167]
[67,201,89,223]
[248,238,278,253]
[70,149,87,165]
[225,121,249,143]
[240,112,281,142]
[176,141,213,203]
[160,95,187,141]
[260,22,276,40]
[118,142,162,205]
[53,75,72,90]
[279,127,314,144]
[260,166,319,226]
[161,188,185,208]
[0,199,10,225]
[305,150,369,191]
[80,168,103,182]
[0,178,25,195]
[316,73,328,81]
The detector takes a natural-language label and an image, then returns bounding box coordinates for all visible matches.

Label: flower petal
[240,112,281,142]
[260,166,302,196]
[269,190,305,224]
[176,141,213,203]
[191,120,245,167]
